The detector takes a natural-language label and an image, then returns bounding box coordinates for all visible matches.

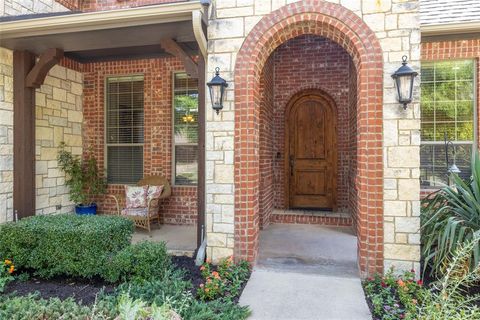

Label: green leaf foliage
[105,241,172,283]
[0,214,134,281]
[421,152,480,277]
[57,142,106,205]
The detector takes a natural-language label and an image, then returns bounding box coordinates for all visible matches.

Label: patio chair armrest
[107,194,124,215]
[147,196,161,209]
[159,184,172,200]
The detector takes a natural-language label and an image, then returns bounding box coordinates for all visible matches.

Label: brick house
[0,0,478,276]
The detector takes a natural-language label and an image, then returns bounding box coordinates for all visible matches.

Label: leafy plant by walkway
[421,152,480,277]
[363,237,480,320]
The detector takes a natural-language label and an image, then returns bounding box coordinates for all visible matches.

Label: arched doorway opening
[234,0,384,276]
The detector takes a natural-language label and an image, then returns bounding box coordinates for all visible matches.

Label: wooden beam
[160,38,198,78]
[13,50,36,219]
[25,48,63,88]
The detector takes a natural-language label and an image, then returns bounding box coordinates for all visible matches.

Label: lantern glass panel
[397,74,412,102]
[210,85,222,107]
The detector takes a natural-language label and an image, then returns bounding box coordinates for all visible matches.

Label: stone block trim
[233,0,384,275]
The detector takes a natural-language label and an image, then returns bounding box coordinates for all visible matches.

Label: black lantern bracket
[207,67,228,115]
[392,55,418,110]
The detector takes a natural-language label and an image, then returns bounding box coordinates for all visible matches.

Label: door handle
[289,155,294,176]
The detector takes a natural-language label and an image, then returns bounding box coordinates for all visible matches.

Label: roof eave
[0,1,203,39]
[421,21,480,37]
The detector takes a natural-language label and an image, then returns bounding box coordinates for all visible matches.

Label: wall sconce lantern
[207,67,228,114]
[392,55,418,110]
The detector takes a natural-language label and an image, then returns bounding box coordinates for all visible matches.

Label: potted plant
[57,142,106,215]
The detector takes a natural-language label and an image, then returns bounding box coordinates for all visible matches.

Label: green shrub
[106,241,172,283]
[0,214,134,280]
[0,294,96,320]
[182,300,251,320]
[421,152,480,277]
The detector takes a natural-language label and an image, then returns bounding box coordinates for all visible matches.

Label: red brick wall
[82,57,197,225]
[271,35,353,213]
[348,61,358,229]
[259,56,275,229]
[421,39,480,199]
[234,1,384,275]
[81,0,185,11]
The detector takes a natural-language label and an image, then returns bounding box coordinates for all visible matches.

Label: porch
[132,224,196,257]
[0,1,208,253]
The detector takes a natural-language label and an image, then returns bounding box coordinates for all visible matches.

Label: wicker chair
[108,175,172,231]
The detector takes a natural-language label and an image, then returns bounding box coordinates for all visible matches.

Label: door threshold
[273,209,350,219]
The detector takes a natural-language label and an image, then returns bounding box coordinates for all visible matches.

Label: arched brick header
[234,0,384,275]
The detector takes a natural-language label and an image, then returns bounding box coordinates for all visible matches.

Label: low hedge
[0,214,134,280]
[105,241,172,283]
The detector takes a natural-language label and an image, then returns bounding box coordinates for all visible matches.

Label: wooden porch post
[13,49,63,219]
[13,50,36,220]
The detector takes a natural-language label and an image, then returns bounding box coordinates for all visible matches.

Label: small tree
[57,142,106,206]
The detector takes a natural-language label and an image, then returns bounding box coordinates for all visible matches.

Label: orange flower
[4,259,11,265]
[205,288,210,293]
[200,265,206,271]
[206,278,212,284]
[397,279,405,287]
[212,271,221,279]
[206,258,211,264]
[8,265,14,274]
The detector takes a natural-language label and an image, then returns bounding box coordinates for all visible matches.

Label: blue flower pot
[75,204,97,215]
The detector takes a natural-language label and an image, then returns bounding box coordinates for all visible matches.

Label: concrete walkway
[239,224,371,320]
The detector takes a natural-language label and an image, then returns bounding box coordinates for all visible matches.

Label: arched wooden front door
[285,91,337,210]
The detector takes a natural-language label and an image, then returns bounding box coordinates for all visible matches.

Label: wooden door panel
[296,169,327,195]
[287,93,336,210]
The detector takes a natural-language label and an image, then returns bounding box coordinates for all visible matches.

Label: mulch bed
[3,276,115,305]
[1,256,250,305]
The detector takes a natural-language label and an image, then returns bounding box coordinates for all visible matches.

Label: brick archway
[234,0,384,275]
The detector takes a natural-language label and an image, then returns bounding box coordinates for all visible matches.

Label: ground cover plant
[0,214,251,319]
[363,237,480,320]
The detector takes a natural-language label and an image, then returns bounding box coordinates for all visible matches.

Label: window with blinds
[420,60,475,188]
[106,76,144,184]
[173,73,198,185]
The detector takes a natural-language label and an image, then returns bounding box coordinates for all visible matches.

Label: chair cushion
[121,207,149,217]
[147,185,164,202]
[125,185,148,208]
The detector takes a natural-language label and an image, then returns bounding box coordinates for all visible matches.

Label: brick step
[270,209,353,227]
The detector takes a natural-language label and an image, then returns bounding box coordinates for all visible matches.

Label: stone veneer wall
[206,0,421,273]
[0,49,14,223]
[0,0,73,222]
[0,49,83,222]
[35,64,84,216]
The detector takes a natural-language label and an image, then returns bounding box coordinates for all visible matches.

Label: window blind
[106,76,144,184]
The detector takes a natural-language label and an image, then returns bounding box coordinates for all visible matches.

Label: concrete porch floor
[240,224,371,319]
[132,224,196,257]
[257,223,358,277]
